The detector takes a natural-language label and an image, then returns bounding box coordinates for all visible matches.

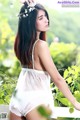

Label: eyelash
[39,17,43,20]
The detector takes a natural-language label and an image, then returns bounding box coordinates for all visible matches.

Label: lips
[45,24,48,27]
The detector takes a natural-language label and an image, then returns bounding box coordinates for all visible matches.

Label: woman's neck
[36,31,40,40]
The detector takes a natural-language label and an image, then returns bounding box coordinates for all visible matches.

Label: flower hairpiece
[18,3,36,18]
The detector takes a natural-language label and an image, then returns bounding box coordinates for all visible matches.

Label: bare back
[29,39,47,71]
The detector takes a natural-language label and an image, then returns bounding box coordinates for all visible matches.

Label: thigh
[25,106,47,120]
[9,112,26,120]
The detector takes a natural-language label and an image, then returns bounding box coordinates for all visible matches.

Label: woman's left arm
[38,40,80,111]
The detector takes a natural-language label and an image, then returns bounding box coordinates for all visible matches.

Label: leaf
[58,98,71,107]
[69,107,74,113]
[37,105,52,118]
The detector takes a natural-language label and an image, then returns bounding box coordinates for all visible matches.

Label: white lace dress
[9,40,55,117]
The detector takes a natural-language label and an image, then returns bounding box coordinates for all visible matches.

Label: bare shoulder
[36,39,50,58]
[37,39,48,50]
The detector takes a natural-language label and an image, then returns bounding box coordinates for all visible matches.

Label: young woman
[9,1,80,120]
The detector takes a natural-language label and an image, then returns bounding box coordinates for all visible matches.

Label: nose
[44,16,48,23]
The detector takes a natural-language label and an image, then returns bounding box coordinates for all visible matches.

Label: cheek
[36,22,43,31]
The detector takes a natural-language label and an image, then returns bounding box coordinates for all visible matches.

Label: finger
[20,0,29,5]
[28,0,35,5]
[28,0,33,4]
[29,0,34,2]
[20,0,30,5]
[30,0,35,3]
[20,0,26,4]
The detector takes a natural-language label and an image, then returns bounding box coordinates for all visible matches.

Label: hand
[20,0,35,5]
[74,101,80,111]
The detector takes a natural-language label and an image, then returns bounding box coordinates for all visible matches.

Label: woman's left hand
[74,101,80,111]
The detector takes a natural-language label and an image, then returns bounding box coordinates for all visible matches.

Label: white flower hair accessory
[20,0,36,5]
[20,0,34,4]
[18,2,36,18]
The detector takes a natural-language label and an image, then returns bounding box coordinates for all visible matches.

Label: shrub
[0,60,20,104]
[49,42,77,75]
[53,65,80,107]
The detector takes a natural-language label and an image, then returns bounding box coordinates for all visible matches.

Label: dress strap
[32,39,39,69]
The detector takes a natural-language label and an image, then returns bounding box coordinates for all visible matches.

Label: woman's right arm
[38,40,80,111]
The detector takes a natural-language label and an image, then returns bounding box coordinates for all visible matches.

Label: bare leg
[9,112,26,120]
[25,106,47,120]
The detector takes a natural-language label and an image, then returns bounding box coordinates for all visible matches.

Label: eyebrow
[37,15,44,19]
[37,15,43,19]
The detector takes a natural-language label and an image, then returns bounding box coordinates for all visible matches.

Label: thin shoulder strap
[32,40,39,69]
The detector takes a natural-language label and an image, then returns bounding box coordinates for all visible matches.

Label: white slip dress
[9,40,56,118]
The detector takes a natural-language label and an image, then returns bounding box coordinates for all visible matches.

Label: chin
[44,27,49,31]
[42,27,49,31]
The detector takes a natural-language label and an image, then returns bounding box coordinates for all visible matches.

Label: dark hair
[14,3,49,66]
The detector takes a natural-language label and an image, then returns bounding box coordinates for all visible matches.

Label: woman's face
[36,10,49,32]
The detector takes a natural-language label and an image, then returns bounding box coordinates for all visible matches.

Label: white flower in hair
[23,14,26,17]
[29,7,35,12]
[28,2,36,7]
[25,9,27,13]
[18,1,36,18]
[29,8,32,12]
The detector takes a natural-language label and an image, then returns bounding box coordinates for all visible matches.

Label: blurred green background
[0,2,80,120]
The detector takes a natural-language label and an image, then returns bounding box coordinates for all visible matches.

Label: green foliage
[0,60,21,104]
[0,0,21,33]
[64,66,80,102]
[48,10,80,44]
[57,117,76,120]
[49,42,77,75]
[69,107,74,113]
[0,3,80,120]
[0,1,21,104]
[76,47,80,66]
[1,0,80,44]
[53,65,80,107]
[37,105,52,120]
[0,69,16,104]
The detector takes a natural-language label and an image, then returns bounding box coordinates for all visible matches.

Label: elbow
[52,75,63,87]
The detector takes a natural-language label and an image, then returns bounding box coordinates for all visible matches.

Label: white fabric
[9,40,55,117]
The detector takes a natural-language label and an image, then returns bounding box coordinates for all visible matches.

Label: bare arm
[38,40,80,110]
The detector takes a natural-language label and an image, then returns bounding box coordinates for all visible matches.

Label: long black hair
[14,2,49,66]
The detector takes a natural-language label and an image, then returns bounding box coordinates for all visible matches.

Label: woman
[9,0,80,120]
